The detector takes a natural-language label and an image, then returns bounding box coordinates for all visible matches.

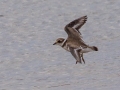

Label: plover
[53,16,98,64]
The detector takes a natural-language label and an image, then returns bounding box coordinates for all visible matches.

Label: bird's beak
[53,42,56,45]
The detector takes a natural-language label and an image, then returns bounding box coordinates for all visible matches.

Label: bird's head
[53,38,65,46]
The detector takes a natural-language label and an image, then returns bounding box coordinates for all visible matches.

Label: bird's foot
[76,60,82,64]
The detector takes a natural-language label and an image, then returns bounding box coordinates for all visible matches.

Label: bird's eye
[58,40,61,43]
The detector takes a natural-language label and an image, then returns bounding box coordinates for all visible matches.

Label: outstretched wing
[64,15,87,35]
[64,16,88,47]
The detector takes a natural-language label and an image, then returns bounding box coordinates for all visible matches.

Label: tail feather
[92,46,98,51]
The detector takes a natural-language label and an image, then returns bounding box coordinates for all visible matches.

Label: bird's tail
[90,46,98,51]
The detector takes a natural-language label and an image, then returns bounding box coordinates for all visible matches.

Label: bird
[53,15,98,64]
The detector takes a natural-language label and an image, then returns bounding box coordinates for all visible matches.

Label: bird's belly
[81,48,93,53]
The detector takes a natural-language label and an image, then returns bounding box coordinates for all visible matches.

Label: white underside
[81,47,93,53]
[62,43,94,53]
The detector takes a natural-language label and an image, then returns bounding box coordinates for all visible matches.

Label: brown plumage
[53,15,98,64]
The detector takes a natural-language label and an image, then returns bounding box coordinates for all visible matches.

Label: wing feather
[64,16,88,48]
[64,15,87,34]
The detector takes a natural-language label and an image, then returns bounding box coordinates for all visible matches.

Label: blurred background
[0,0,120,90]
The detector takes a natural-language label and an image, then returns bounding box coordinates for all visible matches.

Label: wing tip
[84,15,87,17]
[81,15,87,20]
[84,15,87,19]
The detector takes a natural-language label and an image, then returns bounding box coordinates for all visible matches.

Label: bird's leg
[69,47,81,64]
[81,53,85,64]
[77,49,85,64]
[76,61,78,64]
[76,49,82,64]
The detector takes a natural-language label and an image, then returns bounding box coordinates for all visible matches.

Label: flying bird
[53,16,98,64]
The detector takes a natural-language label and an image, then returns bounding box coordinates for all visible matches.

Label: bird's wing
[64,16,88,47]
[64,15,87,35]
[64,25,88,47]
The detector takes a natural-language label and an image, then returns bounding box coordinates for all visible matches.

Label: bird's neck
[61,39,66,47]
[61,39,69,51]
